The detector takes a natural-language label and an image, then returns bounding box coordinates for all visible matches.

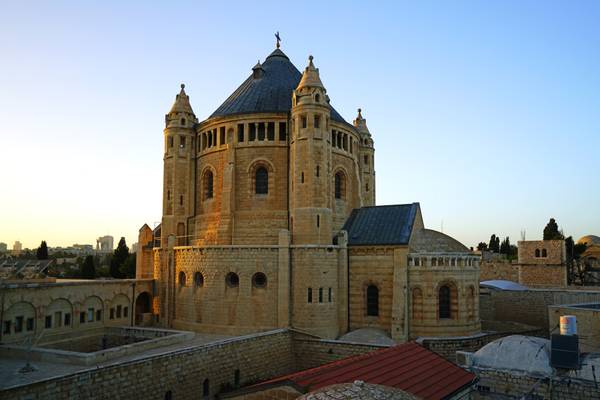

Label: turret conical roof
[169,84,195,115]
[296,55,324,90]
[210,49,346,123]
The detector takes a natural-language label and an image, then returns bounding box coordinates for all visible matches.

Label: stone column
[337,231,349,335]
[277,230,291,328]
[391,247,408,342]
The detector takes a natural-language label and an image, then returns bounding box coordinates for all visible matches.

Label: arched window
[194,272,204,288]
[178,271,186,287]
[180,118,186,126]
[226,272,239,288]
[204,170,213,199]
[203,379,210,397]
[535,249,540,258]
[366,285,379,316]
[467,286,475,320]
[255,167,268,194]
[165,390,172,400]
[315,93,320,103]
[541,249,547,257]
[334,172,345,199]
[412,288,423,321]
[439,285,451,319]
[252,272,267,288]
[307,287,312,303]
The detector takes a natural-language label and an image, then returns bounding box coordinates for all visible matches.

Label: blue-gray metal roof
[209,49,347,124]
[343,204,419,246]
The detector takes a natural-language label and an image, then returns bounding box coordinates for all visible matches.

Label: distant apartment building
[0,242,7,252]
[96,236,114,253]
[12,240,22,255]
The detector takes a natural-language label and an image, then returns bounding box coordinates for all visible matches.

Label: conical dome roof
[210,49,346,123]
[297,55,324,90]
[169,84,195,115]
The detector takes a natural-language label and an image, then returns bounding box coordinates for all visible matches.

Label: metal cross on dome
[275,31,281,49]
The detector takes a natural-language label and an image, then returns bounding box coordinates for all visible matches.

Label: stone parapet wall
[291,335,386,371]
[472,369,600,400]
[481,287,600,333]
[479,261,519,282]
[1,329,296,400]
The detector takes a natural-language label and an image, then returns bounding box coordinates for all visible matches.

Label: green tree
[543,218,564,240]
[110,237,129,278]
[500,237,511,255]
[477,242,488,251]
[488,234,500,253]
[36,241,49,260]
[81,255,96,279]
[120,253,136,278]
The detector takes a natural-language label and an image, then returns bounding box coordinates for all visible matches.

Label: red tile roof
[255,342,475,400]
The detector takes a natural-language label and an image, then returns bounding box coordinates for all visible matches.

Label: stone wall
[1,330,296,400]
[472,369,600,400]
[480,287,600,333]
[0,279,154,345]
[292,335,385,371]
[519,263,567,288]
[170,246,281,335]
[479,261,519,282]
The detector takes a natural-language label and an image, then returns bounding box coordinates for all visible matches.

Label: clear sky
[1,1,599,250]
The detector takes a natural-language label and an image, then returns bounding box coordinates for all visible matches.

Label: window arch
[412,288,423,321]
[438,283,458,319]
[439,285,451,318]
[252,272,267,288]
[226,272,239,288]
[202,170,213,200]
[334,171,346,200]
[535,249,540,258]
[255,167,268,194]
[194,272,204,288]
[467,286,475,320]
[541,249,547,257]
[178,271,186,287]
[203,379,210,397]
[315,93,320,103]
[366,285,379,316]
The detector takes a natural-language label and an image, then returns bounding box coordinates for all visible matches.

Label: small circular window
[178,271,186,287]
[252,272,267,288]
[226,272,239,288]
[194,272,204,287]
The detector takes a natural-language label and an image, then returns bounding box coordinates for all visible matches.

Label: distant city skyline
[1,1,599,249]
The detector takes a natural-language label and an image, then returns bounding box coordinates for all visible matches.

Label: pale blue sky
[1,1,598,249]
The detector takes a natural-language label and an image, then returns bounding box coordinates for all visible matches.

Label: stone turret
[162,84,198,246]
[354,108,375,206]
[290,56,333,244]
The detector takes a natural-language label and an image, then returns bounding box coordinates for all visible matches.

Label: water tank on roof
[560,315,577,335]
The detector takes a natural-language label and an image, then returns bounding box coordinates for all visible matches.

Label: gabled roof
[247,342,475,400]
[343,204,419,246]
[209,48,347,124]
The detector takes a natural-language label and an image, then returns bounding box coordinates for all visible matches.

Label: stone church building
[137,44,480,341]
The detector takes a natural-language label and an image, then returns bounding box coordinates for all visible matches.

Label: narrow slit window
[279,122,287,141]
[237,124,245,142]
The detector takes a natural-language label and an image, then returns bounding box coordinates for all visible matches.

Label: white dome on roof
[472,335,552,376]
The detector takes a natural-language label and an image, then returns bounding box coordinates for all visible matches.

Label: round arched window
[178,271,186,287]
[226,272,239,288]
[252,272,267,288]
[194,272,204,288]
